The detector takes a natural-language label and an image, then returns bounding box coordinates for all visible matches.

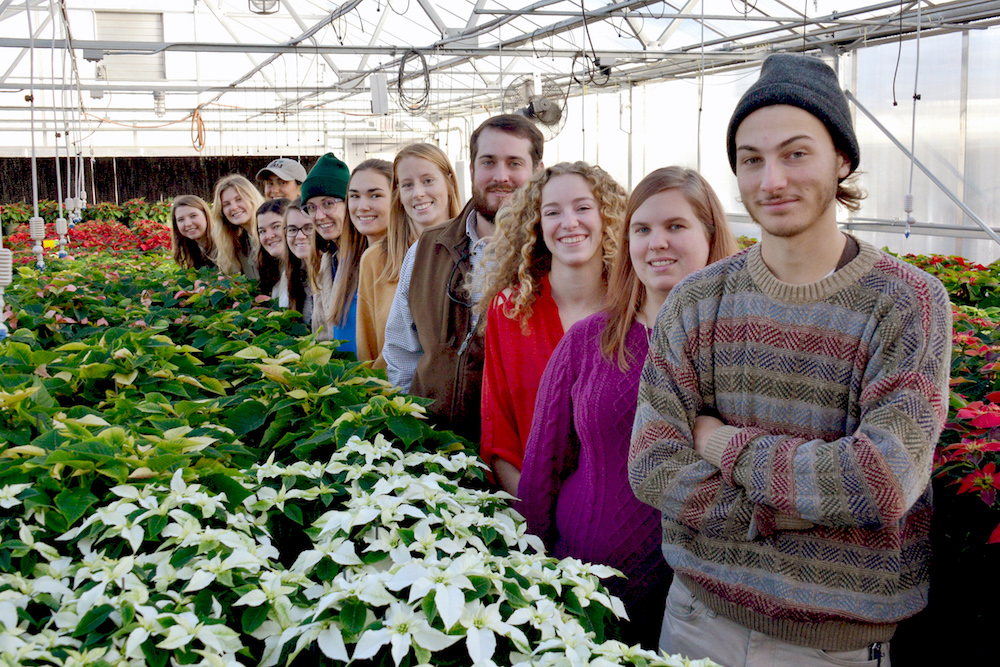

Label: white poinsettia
[388,552,477,629]
[155,611,242,654]
[352,601,460,666]
[458,600,530,665]
[0,483,30,509]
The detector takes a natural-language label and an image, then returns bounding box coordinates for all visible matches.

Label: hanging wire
[697,0,705,170]
[903,1,923,238]
[892,0,904,106]
[397,50,430,111]
[25,5,45,269]
[49,1,65,221]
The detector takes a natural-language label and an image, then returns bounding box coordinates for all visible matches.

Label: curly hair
[210,174,264,277]
[476,161,626,329]
[170,194,216,270]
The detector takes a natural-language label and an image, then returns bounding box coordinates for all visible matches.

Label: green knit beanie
[300,152,350,202]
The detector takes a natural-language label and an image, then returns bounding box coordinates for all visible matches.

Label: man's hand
[693,414,725,456]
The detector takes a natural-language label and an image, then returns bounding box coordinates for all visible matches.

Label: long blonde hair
[211,174,265,276]
[477,161,626,325]
[601,166,740,370]
[170,195,216,269]
[380,143,461,283]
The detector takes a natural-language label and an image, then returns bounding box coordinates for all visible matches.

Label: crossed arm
[629,292,952,535]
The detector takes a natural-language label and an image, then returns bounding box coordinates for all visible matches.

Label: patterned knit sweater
[629,238,952,651]
[519,313,671,637]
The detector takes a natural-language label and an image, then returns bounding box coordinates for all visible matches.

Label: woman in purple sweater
[519,167,739,648]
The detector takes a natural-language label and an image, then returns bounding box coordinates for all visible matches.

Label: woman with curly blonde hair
[477,161,626,495]
[210,174,265,278]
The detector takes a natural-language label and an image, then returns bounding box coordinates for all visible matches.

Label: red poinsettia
[958,462,1000,506]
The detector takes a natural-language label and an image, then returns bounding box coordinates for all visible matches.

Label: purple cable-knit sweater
[519,312,671,645]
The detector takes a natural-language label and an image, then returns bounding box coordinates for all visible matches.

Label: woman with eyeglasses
[210,174,265,279]
[357,144,461,368]
[170,194,217,270]
[477,161,627,497]
[300,153,364,353]
[281,198,315,324]
[519,167,740,648]
[256,198,291,307]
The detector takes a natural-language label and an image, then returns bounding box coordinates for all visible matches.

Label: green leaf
[562,588,584,615]
[386,415,423,447]
[141,638,169,667]
[224,400,270,437]
[54,486,99,527]
[466,575,492,601]
[145,514,168,539]
[241,604,270,634]
[502,581,530,609]
[201,474,253,510]
[169,545,198,568]
[340,598,367,635]
[73,603,114,637]
[420,590,438,626]
[77,363,115,379]
[283,503,303,525]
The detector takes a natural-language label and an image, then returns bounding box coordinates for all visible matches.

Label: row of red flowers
[1,219,170,263]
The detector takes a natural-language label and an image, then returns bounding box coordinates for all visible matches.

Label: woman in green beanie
[300,153,366,353]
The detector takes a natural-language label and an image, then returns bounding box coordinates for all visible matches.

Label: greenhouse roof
[1,0,998,153]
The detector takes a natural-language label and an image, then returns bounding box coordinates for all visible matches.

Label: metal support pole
[845,89,1000,247]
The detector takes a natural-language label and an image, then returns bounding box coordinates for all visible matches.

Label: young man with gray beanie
[629,53,952,665]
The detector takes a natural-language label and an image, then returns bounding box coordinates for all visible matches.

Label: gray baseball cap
[256,158,308,183]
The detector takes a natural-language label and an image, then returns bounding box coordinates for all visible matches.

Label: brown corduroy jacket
[408,201,484,443]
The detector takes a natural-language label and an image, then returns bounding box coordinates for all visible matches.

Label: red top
[480,275,565,471]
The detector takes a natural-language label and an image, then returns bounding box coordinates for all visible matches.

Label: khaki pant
[659,578,889,667]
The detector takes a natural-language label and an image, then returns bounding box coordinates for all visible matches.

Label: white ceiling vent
[94,12,165,82]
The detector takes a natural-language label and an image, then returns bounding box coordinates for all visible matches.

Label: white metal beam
[283,0,342,78]
[0,10,50,84]
[417,0,449,36]
[654,0,701,47]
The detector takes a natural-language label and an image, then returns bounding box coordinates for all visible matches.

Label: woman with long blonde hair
[357,144,461,367]
[170,194,216,269]
[518,166,739,649]
[478,161,626,496]
[210,174,264,278]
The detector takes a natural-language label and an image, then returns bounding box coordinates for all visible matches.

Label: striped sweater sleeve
[630,260,953,533]
[704,276,952,529]
[628,286,762,539]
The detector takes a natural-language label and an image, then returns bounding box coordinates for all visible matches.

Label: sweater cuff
[701,425,740,469]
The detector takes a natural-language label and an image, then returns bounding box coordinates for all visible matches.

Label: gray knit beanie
[726,54,859,175]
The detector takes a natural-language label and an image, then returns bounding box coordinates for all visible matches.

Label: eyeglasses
[302,198,343,218]
[285,224,314,238]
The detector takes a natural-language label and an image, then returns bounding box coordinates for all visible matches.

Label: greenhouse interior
[0,1,998,666]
